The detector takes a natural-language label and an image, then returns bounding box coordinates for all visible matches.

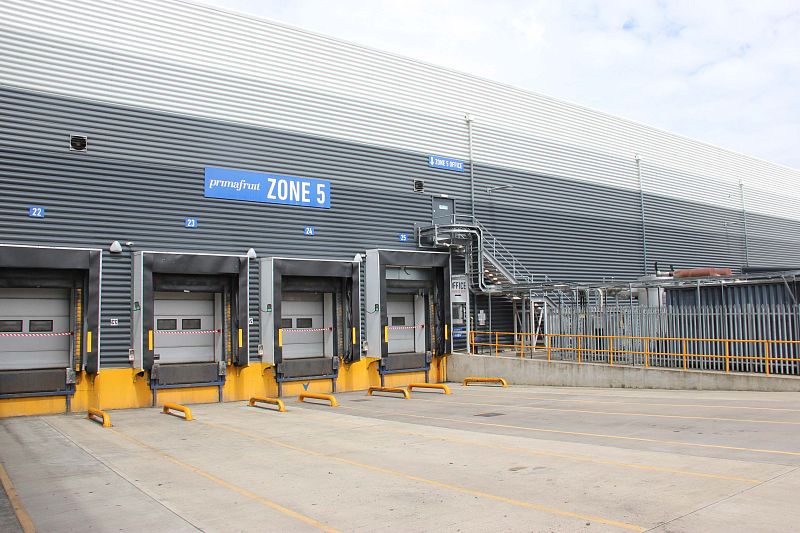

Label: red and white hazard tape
[157,329,221,335]
[387,325,425,330]
[282,327,332,333]
[0,332,74,337]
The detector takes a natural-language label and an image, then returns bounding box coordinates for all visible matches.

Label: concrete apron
[447,353,800,392]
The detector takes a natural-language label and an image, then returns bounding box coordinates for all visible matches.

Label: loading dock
[0,245,101,411]
[365,249,451,385]
[131,251,249,405]
[260,257,359,396]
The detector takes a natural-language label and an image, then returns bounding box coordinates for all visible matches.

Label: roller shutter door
[154,292,215,364]
[0,288,70,370]
[387,293,415,354]
[282,292,325,359]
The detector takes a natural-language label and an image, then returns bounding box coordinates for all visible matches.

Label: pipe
[740,180,750,267]
[466,114,475,219]
[673,268,734,278]
[635,155,649,274]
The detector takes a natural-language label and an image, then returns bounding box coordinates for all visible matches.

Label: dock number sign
[204,167,330,209]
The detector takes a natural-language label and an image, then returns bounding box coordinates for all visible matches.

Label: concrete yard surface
[2,385,800,532]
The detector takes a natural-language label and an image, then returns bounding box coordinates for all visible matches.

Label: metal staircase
[417,214,565,298]
[418,214,574,351]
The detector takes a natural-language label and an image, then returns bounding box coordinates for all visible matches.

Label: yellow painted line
[108,428,340,533]
[411,396,800,426]
[200,421,646,532]
[0,462,35,533]
[274,407,761,484]
[383,427,761,484]
[338,407,800,458]
[455,389,800,413]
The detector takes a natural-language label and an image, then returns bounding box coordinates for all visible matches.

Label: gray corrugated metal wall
[3,87,800,365]
[2,0,800,225]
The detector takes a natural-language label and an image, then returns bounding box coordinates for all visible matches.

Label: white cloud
[190,0,800,169]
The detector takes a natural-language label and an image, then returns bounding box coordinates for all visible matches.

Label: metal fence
[469,304,800,376]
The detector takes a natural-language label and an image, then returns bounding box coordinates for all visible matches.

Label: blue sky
[191,0,800,170]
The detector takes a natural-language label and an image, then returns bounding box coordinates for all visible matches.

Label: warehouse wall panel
[2,88,800,366]
[1,0,799,223]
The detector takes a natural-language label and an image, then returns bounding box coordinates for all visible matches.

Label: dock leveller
[298,392,338,407]
[368,386,410,399]
[87,408,111,428]
[408,383,451,395]
[463,377,508,387]
[162,402,193,421]
[248,396,286,412]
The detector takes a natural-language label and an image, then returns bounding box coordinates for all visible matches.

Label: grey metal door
[0,288,71,370]
[154,292,215,364]
[281,292,325,359]
[387,293,415,353]
[431,196,455,225]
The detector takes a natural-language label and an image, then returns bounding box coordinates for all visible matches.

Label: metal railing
[468,330,800,376]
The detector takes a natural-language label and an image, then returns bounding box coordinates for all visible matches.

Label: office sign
[451,275,468,303]
[427,155,465,172]
[204,167,330,209]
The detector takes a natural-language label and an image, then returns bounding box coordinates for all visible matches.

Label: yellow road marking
[108,428,340,533]
[276,404,762,484]
[200,420,646,532]
[410,396,800,426]
[454,389,800,413]
[458,386,792,409]
[383,427,762,484]
[0,462,35,533]
[338,405,800,458]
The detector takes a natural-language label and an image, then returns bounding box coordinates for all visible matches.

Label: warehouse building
[1,0,799,415]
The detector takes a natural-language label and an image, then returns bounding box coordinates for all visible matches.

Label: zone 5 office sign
[204,167,330,209]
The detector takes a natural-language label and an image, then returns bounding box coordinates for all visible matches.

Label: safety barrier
[463,377,508,387]
[368,386,410,399]
[162,402,193,420]
[408,383,451,394]
[469,331,800,376]
[248,396,286,412]
[298,392,338,407]
[87,407,111,427]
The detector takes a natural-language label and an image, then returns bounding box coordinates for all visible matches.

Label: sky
[191,0,800,170]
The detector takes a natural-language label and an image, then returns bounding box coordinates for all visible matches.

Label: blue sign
[428,155,465,172]
[204,167,330,209]
[28,206,45,218]
[398,233,409,242]
[304,226,315,236]
[185,217,198,228]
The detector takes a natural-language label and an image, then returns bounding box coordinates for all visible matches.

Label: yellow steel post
[609,337,614,366]
[645,337,650,368]
[546,335,551,362]
[765,340,771,376]
[520,332,525,358]
[682,339,688,370]
[725,341,730,373]
[495,332,498,356]
[577,335,582,363]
